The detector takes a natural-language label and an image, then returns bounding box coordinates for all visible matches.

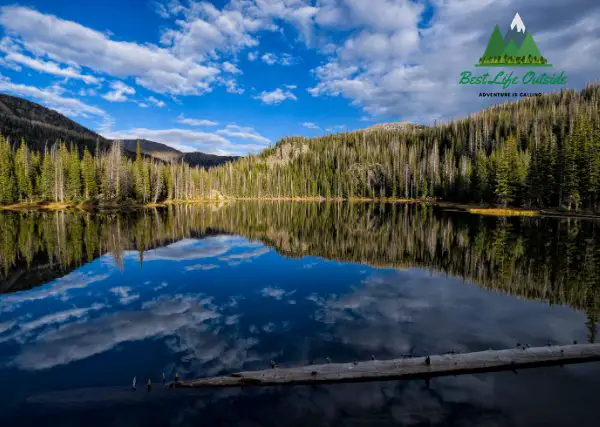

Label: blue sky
[0,0,598,155]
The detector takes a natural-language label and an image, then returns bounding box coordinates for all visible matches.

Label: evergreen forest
[1,84,599,212]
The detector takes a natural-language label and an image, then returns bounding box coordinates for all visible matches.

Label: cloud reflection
[10,294,220,370]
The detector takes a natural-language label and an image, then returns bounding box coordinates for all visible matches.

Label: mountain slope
[182,151,239,168]
[121,139,182,162]
[0,94,238,167]
[121,139,238,167]
[0,93,111,153]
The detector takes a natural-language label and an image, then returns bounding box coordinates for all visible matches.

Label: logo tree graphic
[477,13,550,67]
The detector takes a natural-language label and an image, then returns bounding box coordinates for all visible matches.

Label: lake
[0,202,599,426]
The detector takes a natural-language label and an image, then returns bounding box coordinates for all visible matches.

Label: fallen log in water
[171,344,600,389]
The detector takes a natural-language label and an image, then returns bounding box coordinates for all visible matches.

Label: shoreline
[0,198,598,220]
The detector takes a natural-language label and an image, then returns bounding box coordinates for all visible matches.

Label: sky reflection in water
[0,213,599,426]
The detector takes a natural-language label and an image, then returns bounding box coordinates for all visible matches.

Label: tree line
[1,84,600,210]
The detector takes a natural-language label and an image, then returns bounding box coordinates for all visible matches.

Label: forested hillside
[181,151,239,168]
[222,84,600,211]
[0,84,599,211]
[0,94,237,169]
[0,94,111,154]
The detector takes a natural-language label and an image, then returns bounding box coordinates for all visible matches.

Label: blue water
[0,207,599,426]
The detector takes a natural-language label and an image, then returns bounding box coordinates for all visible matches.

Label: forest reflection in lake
[0,202,599,426]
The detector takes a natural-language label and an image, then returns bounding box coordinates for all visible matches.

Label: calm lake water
[0,202,599,426]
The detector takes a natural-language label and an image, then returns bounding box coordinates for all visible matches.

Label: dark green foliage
[502,39,520,57]
[0,84,600,211]
[81,148,97,199]
[518,32,542,57]
[0,135,16,204]
[482,25,506,58]
[14,140,33,201]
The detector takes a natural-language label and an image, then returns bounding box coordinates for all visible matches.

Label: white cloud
[0,75,110,124]
[260,286,296,301]
[302,121,321,129]
[260,52,297,66]
[261,287,285,300]
[223,78,244,94]
[104,127,265,155]
[216,124,270,144]
[10,294,221,370]
[154,0,185,19]
[109,287,140,305]
[253,87,297,105]
[102,80,135,102]
[0,6,221,96]
[222,61,242,74]
[262,322,276,333]
[0,272,109,308]
[159,2,263,61]
[20,304,105,331]
[2,0,596,127]
[261,52,277,65]
[176,114,219,127]
[184,263,219,271]
[147,96,166,107]
[308,0,600,121]
[1,48,100,84]
[78,88,97,97]
[218,246,269,261]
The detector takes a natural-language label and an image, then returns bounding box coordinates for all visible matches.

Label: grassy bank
[468,208,540,217]
[0,201,88,211]
[0,197,598,220]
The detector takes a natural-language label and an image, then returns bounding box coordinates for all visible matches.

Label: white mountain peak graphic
[510,12,526,33]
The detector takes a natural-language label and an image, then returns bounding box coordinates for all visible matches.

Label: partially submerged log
[172,344,600,389]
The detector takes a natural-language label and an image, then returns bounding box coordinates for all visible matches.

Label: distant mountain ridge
[121,139,182,162]
[0,93,237,168]
[120,139,238,167]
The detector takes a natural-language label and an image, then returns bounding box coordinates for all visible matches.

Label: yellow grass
[232,196,328,202]
[0,201,75,211]
[468,208,539,217]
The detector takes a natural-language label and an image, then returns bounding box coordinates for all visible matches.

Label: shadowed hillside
[121,139,182,162]
[121,139,238,167]
[0,94,238,168]
[0,94,111,154]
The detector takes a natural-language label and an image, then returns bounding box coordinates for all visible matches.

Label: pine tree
[14,140,33,201]
[66,145,82,200]
[82,148,98,199]
[134,141,144,202]
[0,135,16,204]
[41,146,55,200]
[495,142,513,206]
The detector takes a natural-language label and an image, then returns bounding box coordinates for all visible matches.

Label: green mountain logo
[477,13,550,67]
